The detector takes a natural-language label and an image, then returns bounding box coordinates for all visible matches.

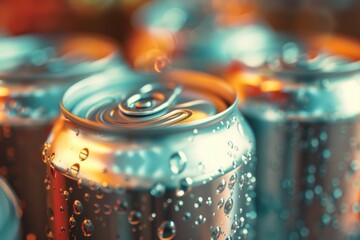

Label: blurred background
[0,0,359,68]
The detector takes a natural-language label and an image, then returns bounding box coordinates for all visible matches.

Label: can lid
[250,40,360,79]
[0,33,122,83]
[61,69,236,132]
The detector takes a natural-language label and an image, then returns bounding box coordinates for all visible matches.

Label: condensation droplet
[93,203,100,214]
[84,193,90,202]
[237,123,244,136]
[151,182,166,198]
[73,200,83,215]
[176,177,193,197]
[103,204,112,215]
[211,226,221,240]
[79,148,89,161]
[69,216,76,228]
[194,197,203,208]
[169,151,187,175]
[63,191,70,200]
[70,163,80,177]
[48,208,54,221]
[195,215,205,225]
[157,221,176,240]
[228,173,237,190]
[82,219,94,237]
[44,175,51,190]
[224,198,233,215]
[128,211,142,225]
[115,200,128,214]
[217,198,224,209]
[183,212,191,221]
[217,179,226,194]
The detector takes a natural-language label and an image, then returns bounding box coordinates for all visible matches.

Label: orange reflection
[309,34,360,60]
[126,29,177,70]
[226,61,286,103]
[61,36,117,60]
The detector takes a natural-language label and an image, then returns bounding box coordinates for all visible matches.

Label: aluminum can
[44,69,256,239]
[0,176,20,240]
[0,33,123,239]
[230,42,360,239]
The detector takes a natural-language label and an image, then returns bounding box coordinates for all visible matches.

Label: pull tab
[118,82,182,117]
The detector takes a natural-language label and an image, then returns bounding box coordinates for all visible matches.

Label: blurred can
[229,40,360,239]
[0,176,20,240]
[44,69,256,239]
[127,0,291,77]
[0,33,123,239]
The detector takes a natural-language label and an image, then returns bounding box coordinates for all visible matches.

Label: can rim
[60,69,239,135]
[0,32,122,83]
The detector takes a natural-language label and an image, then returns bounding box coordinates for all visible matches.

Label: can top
[0,33,121,83]
[61,69,237,133]
[247,39,360,80]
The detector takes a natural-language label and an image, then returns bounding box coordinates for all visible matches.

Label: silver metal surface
[44,69,256,239]
[0,177,20,240]
[238,47,360,239]
[0,33,124,239]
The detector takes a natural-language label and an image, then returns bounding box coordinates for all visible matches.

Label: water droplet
[70,163,80,177]
[231,221,239,233]
[73,200,83,215]
[228,173,237,190]
[93,203,100,214]
[69,216,76,228]
[157,221,176,240]
[46,226,54,239]
[217,198,224,209]
[44,175,51,190]
[149,212,157,221]
[79,148,89,161]
[211,226,221,240]
[224,198,233,214]
[197,162,205,173]
[176,177,193,197]
[195,215,205,225]
[60,227,65,232]
[82,219,94,237]
[48,208,54,221]
[226,121,231,129]
[237,123,244,136]
[115,200,128,214]
[183,212,191,221]
[84,193,90,202]
[217,179,226,194]
[103,204,112,215]
[193,129,198,135]
[169,151,187,175]
[206,197,212,206]
[194,197,203,208]
[63,191,70,200]
[151,182,166,198]
[95,186,104,199]
[60,206,64,213]
[128,211,142,225]
[228,141,234,149]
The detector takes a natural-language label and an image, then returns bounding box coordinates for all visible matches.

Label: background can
[230,40,360,239]
[44,69,256,239]
[0,176,20,240]
[0,33,123,239]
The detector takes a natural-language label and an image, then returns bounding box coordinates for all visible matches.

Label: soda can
[229,41,360,239]
[0,176,20,240]
[0,33,123,239]
[44,69,256,239]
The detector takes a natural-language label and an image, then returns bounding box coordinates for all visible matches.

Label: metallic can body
[44,70,256,239]
[0,34,123,239]
[0,176,20,240]
[234,48,360,239]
